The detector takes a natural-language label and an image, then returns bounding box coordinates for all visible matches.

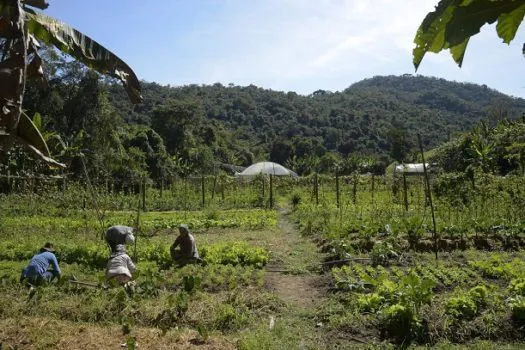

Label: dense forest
[4,51,525,188]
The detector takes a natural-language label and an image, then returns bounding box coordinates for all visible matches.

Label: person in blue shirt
[20,242,61,285]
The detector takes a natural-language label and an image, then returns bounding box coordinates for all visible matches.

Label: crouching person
[170,224,202,266]
[105,226,137,285]
[20,242,61,286]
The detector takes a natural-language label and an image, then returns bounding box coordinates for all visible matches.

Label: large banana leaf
[25,10,142,104]
[22,0,48,10]
[414,0,525,70]
[16,111,64,167]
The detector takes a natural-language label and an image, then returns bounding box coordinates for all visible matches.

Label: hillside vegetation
[8,57,525,187]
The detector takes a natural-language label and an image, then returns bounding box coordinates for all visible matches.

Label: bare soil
[265,208,327,309]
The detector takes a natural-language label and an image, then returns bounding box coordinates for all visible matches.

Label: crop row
[0,240,269,269]
[328,257,525,344]
[0,209,277,234]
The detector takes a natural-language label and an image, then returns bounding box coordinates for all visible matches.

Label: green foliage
[357,292,384,312]
[445,285,489,320]
[510,296,525,325]
[14,64,525,184]
[509,278,525,296]
[381,304,419,342]
[200,242,269,267]
[290,191,302,210]
[414,0,525,68]
[446,294,477,319]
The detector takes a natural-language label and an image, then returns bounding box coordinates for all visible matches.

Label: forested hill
[106,74,525,166]
[19,71,525,182]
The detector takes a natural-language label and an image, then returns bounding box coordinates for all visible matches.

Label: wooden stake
[352,173,357,205]
[403,172,409,211]
[335,171,340,208]
[142,178,146,212]
[201,175,206,208]
[418,134,438,261]
[314,173,319,205]
[269,174,273,208]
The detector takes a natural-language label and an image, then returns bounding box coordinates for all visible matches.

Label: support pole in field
[134,191,141,263]
[403,172,409,211]
[314,173,319,205]
[352,172,357,205]
[418,134,438,260]
[261,175,265,198]
[335,171,340,208]
[212,174,217,200]
[80,154,105,240]
[269,174,274,209]
[142,177,146,212]
[7,169,11,193]
[201,175,206,208]
[371,175,375,199]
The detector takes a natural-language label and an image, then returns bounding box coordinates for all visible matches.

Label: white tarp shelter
[394,163,431,175]
[237,161,298,177]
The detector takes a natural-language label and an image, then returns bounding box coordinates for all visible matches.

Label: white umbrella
[238,161,297,177]
[237,161,297,208]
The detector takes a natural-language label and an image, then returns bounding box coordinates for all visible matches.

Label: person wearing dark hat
[20,242,61,285]
[170,224,201,266]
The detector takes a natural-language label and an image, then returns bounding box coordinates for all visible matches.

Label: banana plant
[0,0,142,167]
[414,0,525,69]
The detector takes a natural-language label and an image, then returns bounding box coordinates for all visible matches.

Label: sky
[45,0,525,98]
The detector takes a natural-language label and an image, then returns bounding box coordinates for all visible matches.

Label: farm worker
[20,242,61,285]
[170,224,201,265]
[104,225,137,284]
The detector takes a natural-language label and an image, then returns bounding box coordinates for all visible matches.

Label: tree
[414,0,525,69]
[387,127,410,163]
[0,0,142,166]
[151,99,204,157]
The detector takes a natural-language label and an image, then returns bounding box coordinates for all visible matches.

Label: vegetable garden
[1,171,525,348]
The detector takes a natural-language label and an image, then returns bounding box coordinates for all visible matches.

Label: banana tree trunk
[0,0,27,163]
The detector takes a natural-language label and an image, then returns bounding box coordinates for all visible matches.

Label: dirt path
[265,207,327,309]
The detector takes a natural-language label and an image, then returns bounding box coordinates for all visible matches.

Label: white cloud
[151,0,525,97]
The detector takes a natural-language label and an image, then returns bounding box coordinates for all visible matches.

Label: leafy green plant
[357,293,384,312]
[381,303,419,342]
[371,240,398,266]
[445,285,488,320]
[509,278,525,296]
[510,296,525,325]
[446,294,477,320]
[290,191,302,210]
